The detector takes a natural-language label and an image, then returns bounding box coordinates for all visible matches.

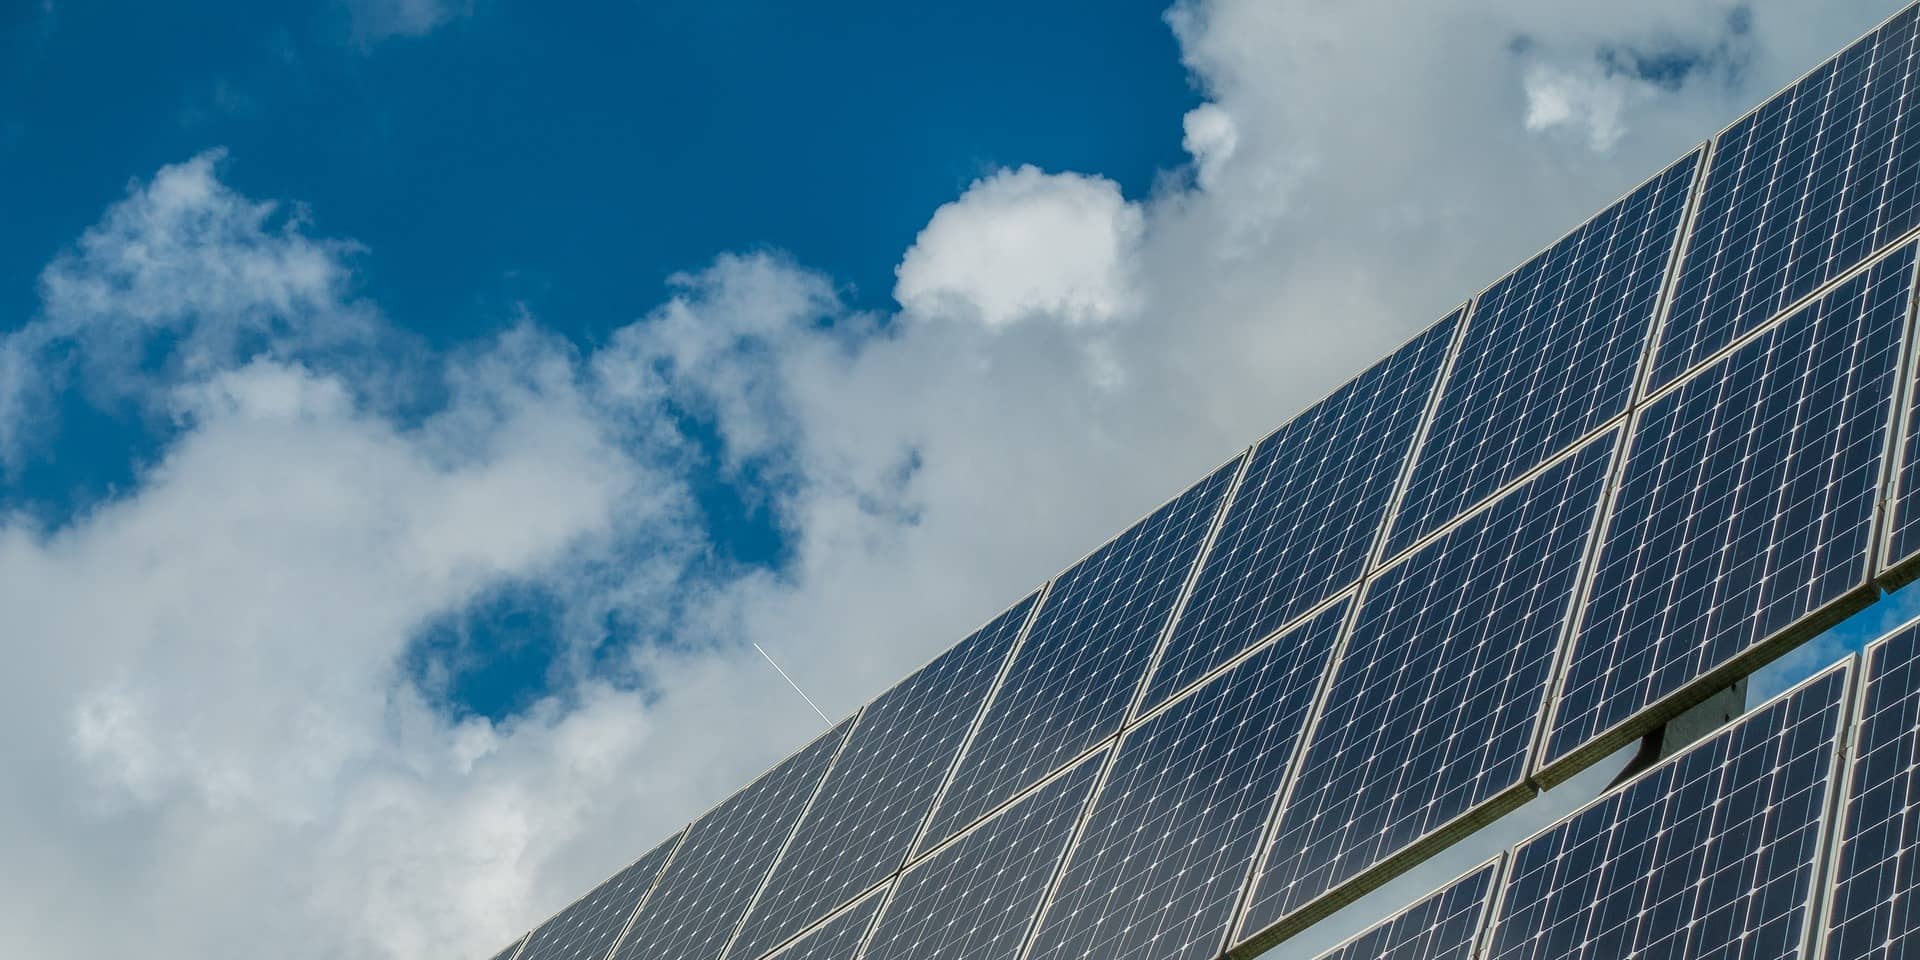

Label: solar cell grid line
[1537,241,1917,786]
[1817,615,1920,960]
[509,830,681,960]
[859,749,1108,960]
[1136,304,1461,718]
[1483,660,1853,960]
[1377,147,1702,561]
[1231,430,1619,955]
[722,591,1042,960]
[1019,596,1351,960]
[1304,856,1502,960]
[761,887,887,960]
[914,456,1244,857]
[608,716,855,960]
[1650,2,1920,392]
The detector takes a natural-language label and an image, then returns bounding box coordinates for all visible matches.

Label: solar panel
[1024,596,1351,960]
[1308,857,1502,960]
[1485,661,1850,960]
[1540,243,1913,782]
[1819,616,1920,960]
[861,750,1105,960]
[763,888,886,960]
[1235,431,1616,950]
[1652,4,1920,391]
[1139,308,1458,716]
[1881,259,1920,585]
[724,593,1040,960]
[483,933,527,960]
[609,718,854,960]
[513,832,680,960]
[916,458,1242,855]
[1379,150,1700,560]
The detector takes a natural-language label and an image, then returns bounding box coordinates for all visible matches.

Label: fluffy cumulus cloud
[3,2,1914,959]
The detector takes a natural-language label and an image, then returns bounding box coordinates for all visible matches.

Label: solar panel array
[1381,150,1699,559]
[611,719,852,960]
[862,752,1105,960]
[1487,662,1851,960]
[1239,433,1616,946]
[764,891,885,960]
[725,593,1038,960]
[474,6,1920,960]
[515,834,680,960]
[1310,859,1500,960]
[917,458,1241,855]
[1823,617,1920,960]
[1542,243,1914,779]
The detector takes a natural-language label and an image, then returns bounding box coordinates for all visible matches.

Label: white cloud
[895,165,1144,329]
[1,2,1912,959]
[1521,61,1652,151]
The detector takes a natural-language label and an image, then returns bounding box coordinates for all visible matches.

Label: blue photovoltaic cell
[917,459,1241,854]
[1238,433,1615,942]
[1310,858,1500,960]
[1140,309,1457,715]
[484,933,528,960]
[1380,150,1699,558]
[764,890,885,960]
[1882,253,1920,578]
[515,833,680,960]
[1486,664,1849,960]
[1025,598,1350,960]
[862,751,1104,960]
[725,594,1039,960]
[1653,5,1920,390]
[610,718,853,960]
[1822,618,1920,960]
[1543,245,1912,772]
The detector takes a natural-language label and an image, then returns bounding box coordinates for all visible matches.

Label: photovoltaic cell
[1882,257,1920,581]
[1380,150,1699,558]
[917,459,1241,854]
[513,832,678,960]
[1139,309,1457,715]
[1486,663,1850,960]
[1309,858,1501,960]
[862,751,1104,960]
[1652,4,1920,390]
[1024,597,1350,960]
[1821,617,1920,960]
[1236,433,1615,947]
[1542,244,1913,776]
[724,593,1039,960]
[764,890,885,960]
[610,718,853,960]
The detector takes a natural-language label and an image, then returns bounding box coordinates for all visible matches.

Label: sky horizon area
[2,1,1914,958]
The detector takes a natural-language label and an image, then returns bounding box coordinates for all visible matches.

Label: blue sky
[2,0,1197,720]
[2,2,1915,959]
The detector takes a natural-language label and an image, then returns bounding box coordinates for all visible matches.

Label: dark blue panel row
[1381,150,1699,559]
[918,458,1241,855]
[1026,597,1349,960]
[1143,308,1456,716]
[764,890,884,960]
[1654,4,1920,390]
[1823,617,1920,960]
[863,751,1105,960]
[1237,431,1616,944]
[515,833,678,960]
[1309,858,1500,960]
[1544,243,1914,776]
[611,719,853,960]
[1488,662,1849,960]
[725,592,1037,960]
